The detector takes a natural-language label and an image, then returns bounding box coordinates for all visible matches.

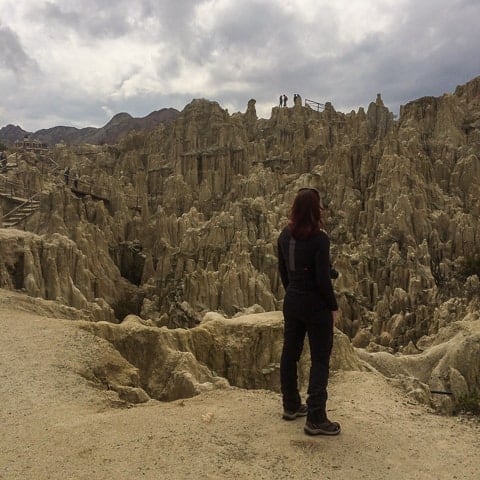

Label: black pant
[280,290,334,423]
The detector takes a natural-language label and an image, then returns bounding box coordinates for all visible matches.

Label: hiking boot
[282,404,308,420]
[304,419,341,436]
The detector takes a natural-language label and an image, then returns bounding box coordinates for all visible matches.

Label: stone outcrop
[81,311,361,401]
[0,229,124,321]
[358,310,480,414]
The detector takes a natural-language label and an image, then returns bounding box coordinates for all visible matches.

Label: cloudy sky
[1,0,479,131]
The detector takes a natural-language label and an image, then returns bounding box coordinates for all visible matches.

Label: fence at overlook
[304,99,325,111]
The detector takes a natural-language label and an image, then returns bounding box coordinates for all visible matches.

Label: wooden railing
[1,151,142,212]
[41,154,61,172]
[2,193,41,224]
[0,177,36,200]
[69,177,110,201]
[69,177,142,210]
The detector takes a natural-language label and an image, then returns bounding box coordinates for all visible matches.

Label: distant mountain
[0,124,30,146]
[0,108,180,147]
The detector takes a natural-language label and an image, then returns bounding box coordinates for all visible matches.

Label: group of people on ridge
[279,93,302,107]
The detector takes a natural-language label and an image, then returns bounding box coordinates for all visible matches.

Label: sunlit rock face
[0,229,116,321]
[1,78,479,353]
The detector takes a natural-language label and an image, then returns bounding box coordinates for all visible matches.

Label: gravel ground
[1,291,479,480]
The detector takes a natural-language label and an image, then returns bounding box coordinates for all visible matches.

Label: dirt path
[0,296,479,480]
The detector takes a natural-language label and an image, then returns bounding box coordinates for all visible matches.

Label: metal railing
[304,98,325,111]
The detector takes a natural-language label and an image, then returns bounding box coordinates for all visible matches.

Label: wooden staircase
[1,197,40,228]
[0,177,41,228]
[0,151,141,226]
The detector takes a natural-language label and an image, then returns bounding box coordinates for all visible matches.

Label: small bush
[457,389,480,415]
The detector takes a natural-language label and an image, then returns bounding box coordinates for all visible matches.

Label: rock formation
[0,229,117,321]
[80,311,361,402]
[1,76,479,412]
[358,309,480,414]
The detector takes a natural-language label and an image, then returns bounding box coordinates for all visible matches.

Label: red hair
[288,188,324,239]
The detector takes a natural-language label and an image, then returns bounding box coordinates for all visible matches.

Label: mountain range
[0,108,180,147]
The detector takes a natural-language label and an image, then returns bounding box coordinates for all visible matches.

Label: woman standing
[277,188,341,435]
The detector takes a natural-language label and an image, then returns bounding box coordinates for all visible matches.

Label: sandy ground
[0,294,479,480]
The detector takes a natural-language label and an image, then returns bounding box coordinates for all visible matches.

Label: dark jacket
[277,226,338,311]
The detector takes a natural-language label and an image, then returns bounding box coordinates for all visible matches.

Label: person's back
[278,226,337,309]
[277,188,340,436]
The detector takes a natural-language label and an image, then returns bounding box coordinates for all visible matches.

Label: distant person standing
[63,166,70,184]
[283,94,288,107]
[73,172,79,189]
[277,187,341,436]
[279,95,283,107]
[0,150,7,172]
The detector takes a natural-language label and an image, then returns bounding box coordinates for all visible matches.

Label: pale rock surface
[81,310,361,401]
[358,311,480,413]
[0,229,115,321]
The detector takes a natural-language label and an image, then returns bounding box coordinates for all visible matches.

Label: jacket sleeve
[314,233,338,310]
[277,237,289,290]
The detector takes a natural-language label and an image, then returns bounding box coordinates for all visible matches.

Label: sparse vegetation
[457,389,480,416]
[458,255,480,279]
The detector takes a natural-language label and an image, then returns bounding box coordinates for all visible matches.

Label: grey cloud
[0,25,38,75]
[30,0,134,39]
[32,0,211,55]
[153,53,181,79]
[341,0,480,111]
[190,1,326,68]
[211,1,292,47]
[8,82,111,129]
[184,0,339,104]
[135,0,204,45]
[230,0,480,115]
[148,0,302,68]
[2,0,480,130]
